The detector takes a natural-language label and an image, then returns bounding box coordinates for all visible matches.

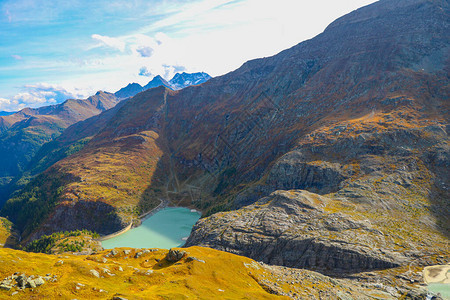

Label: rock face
[32,200,125,239]
[186,190,405,273]
[267,152,350,194]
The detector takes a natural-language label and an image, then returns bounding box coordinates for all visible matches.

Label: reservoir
[427,283,450,299]
[101,207,201,249]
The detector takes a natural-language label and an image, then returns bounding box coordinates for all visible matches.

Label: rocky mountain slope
[0,0,448,293]
[184,0,450,274]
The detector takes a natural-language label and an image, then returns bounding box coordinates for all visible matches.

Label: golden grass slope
[0,246,393,300]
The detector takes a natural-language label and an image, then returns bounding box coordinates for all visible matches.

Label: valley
[0,0,448,298]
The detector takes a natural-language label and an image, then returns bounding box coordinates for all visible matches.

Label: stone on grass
[166,249,187,262]
[89,270,100,278]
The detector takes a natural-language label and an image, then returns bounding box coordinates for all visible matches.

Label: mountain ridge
[0,111,15,117]
[0,91,120,206]
[114,72,212,99]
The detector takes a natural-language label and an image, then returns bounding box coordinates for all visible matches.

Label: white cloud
[11,54,22,60]
[139,66,152,77]
[91,34,126,52]
[0,97,14,111]
[162,64,186,79]
[137,0,235,34]
[13,92,47,105]
[136,46,153,57]
[1,83,83,111]
[0,96,23,112]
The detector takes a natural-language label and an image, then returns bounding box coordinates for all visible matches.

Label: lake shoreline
[97,199,202,244]
[138,198,169,223]
[97,222,133,241]
[97,198,168,242]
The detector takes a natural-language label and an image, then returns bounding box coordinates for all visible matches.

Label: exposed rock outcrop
[267,151,349,194]
[187,190,406,273]
[0,273,53,291]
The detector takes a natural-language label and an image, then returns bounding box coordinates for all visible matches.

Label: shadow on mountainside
[3,233,18,248]
[0,168,124,244]
[429,188,450,239]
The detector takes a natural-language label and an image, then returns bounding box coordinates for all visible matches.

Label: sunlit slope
[0,246,387,299]
[0,92,120,205]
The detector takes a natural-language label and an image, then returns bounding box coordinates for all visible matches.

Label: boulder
[0,283,12,290]
[166,249,187,262]
[15,274,27,287]
[186,257,205,263]
[89,269,100,278]
[26,277,36,288]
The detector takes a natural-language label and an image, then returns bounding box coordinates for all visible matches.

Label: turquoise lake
[428,283,450,299]
[101,207,201,249]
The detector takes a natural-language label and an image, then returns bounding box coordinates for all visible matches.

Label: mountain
[169,72,212,90]
[114,73,212,99]
[114,83,144,99]
[0,111,15,117]
[1,0,448,295]
[143,75,171,90]
[0,91,119,204]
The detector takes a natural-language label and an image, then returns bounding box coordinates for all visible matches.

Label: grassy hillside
[0,246,397,299]
[24,230,101,254]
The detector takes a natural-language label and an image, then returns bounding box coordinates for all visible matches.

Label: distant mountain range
[114,72,211,99]
[0,72,212,204]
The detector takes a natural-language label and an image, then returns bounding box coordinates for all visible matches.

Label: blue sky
[0,0,376,111]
